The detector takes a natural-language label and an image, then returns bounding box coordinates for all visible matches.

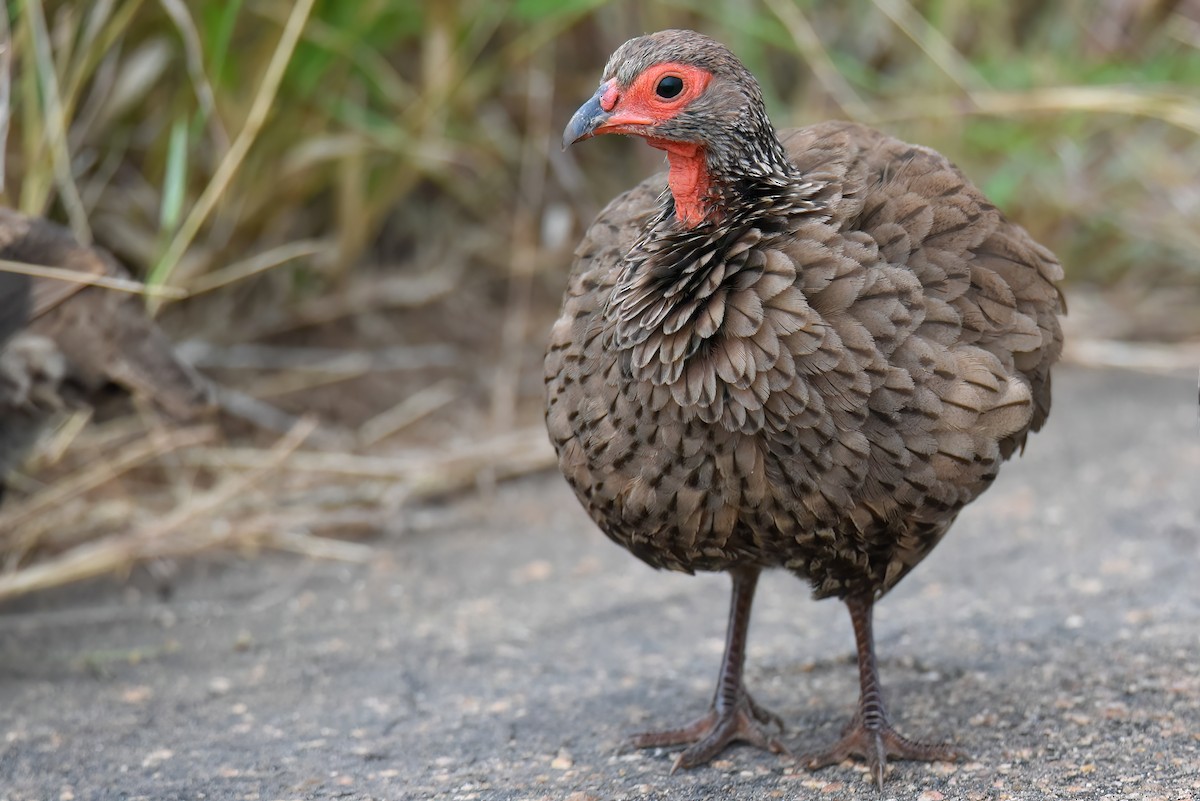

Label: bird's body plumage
[547,119,1062,599]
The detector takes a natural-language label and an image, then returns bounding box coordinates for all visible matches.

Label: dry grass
[0,403,556,601]
[0,0,1197,597]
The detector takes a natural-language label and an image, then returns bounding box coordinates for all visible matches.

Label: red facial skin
[591,63,714,228]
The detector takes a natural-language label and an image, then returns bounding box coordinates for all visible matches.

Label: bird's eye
[655,75,684,99]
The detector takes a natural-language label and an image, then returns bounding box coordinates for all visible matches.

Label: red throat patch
[647,139,710,228]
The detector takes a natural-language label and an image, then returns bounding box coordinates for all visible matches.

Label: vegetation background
[0,0,1197,594]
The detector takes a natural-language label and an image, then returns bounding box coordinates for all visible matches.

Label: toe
[670,707,790,772]
[628,711,718,750]
[802,720,961,781]
[746,691,786,732]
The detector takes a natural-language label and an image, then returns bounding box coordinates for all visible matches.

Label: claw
[746,691,786,733]
[802,717,963,787]
[630,691,791,770]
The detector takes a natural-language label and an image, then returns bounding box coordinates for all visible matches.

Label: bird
[0,207,216,499]
[545,29,1063,786]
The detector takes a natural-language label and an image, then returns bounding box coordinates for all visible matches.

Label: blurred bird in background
[0,207,215,501]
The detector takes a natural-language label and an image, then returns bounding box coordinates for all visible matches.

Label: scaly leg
[628,567,790,771]
[803,595,963,788]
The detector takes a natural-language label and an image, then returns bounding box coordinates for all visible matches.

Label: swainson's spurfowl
[545,29,1063,785]
[0,208,215,499]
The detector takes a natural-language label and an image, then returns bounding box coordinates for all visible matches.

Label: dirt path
[1,365,1197,800]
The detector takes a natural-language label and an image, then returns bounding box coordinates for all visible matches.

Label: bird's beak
[563,81,657,150]
[562,85,611,150]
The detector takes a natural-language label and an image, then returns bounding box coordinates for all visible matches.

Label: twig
[240,367,366,401]
[403,439,558,503]
[358,380,458,447]
[872,86,1200,135]
[0,258,188,298]
[175,342,458,373]
[175,427,555,480]
[257,528,374,563]
[32,408,92,468]
[186,239,331,296]
[215,385,349,449]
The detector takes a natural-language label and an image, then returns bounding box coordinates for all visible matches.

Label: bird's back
[546,120,1062,597]
[0,208,214,421]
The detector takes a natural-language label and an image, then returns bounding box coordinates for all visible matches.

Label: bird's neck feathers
[606,160,827,355]
[648,111,804,231]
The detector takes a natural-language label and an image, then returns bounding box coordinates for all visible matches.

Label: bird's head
[563,30,789,228]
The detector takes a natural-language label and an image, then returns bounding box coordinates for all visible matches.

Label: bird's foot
[801,715,963,788]
[627,692,790,772]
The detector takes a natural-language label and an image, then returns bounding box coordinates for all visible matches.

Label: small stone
[513,560,554,584]
[120,686,152,704]
[929,760,959,776]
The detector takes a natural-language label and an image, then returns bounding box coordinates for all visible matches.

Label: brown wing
[773,121,1064,592]
[786,121,1063,443]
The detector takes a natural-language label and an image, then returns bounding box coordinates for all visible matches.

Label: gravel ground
[0,364,1197,801]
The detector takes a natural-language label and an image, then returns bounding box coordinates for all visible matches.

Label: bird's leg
[628,567,790,771]
[802,595,963,788]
